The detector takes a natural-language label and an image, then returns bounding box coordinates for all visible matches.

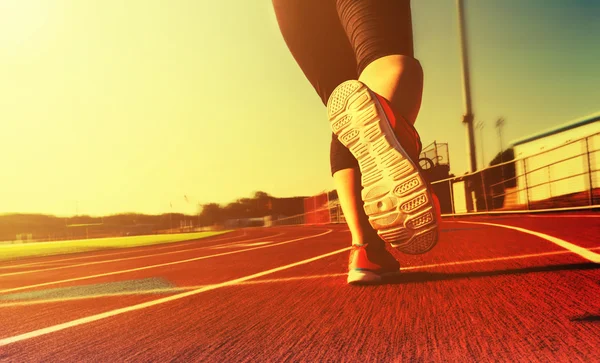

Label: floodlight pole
[457,0,478,173]
[476,121,485,169]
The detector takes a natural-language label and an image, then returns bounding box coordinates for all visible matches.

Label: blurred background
[1,0,598,242]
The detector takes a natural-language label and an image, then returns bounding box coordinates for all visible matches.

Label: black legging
[272,0,416,175]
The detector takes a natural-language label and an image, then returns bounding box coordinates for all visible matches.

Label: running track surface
[0,213,599,362]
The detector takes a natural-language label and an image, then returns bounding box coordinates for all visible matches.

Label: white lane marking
[0,272,351,306]
[4,245,600,308]
[0,292,178,307]
[0,233,286,278]
[400,249,599,270]
[0,274,348,307]
[529,214,600,218]
[0,230,341,346]
[0,231,247,269]
[440,204,599,217]
[206,235,284,249]
[0,262,69,270]
[231,245,600,282]
[0,230,331,294]
[209,241,272,249]
[456,221,600,263]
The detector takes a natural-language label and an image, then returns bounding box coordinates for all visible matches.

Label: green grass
[0,231,230,261]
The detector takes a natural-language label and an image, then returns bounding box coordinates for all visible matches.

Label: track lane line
[5,245,600,308]
[0,229,340,346]
[0,230,331,294]
[455,221,600,263]
[0,233,285,278]
[0,230,250,269]
[528,214,599,218]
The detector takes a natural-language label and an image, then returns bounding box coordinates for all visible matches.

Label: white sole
[347,269,401,285]
[347,270,381,284]
[328,80,438,255]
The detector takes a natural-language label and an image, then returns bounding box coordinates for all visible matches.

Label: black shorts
[272,0,415,174]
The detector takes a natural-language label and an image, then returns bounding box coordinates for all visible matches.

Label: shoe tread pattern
[328,80,438,255]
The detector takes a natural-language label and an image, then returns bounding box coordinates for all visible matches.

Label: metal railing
[271,203,346,227]
[431,132,599,215]
[420,141,450,168]
[269,133,599,227]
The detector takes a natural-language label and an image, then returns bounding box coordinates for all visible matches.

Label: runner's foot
[347,243,400,285]
[328,80,439,254]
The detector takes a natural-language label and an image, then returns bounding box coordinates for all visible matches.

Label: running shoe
[328,80,439,254]
[347,244,400,284]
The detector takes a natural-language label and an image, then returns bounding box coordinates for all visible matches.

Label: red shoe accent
[432,192,442,221]
[347,244,400,284]
[349,245,384,272]
[348,245,400,273]
[374,93,397,129]
[373,93,422,162]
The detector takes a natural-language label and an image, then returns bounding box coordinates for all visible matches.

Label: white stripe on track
[456,221,600,263]
[0,229,341,346]
[0,231,327,294]
[0,233,285,278]
[0,231,247,269]
[4,245,600,308]
[528,214,600,218]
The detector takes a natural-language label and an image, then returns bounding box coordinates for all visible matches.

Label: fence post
[585,137,594,206]
[547,166,552,198]
[523,159,531,210]
[313,195,317,225]
[325,192,331,224]
[448,180,455,214]
[480,170,489,212]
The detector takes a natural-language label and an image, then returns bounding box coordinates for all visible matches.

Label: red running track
[0,213,599,362]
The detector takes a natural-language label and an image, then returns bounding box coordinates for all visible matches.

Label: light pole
[476,120,485,169]
[457,0,477,173]
[496,117,506,188]
[197,202,202,229]
[183,194,203,230]
[496,117,506,162]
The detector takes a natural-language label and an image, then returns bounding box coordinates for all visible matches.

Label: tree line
[0,191,306,241]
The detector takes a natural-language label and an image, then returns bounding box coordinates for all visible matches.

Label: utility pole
[496,117,506,187]
[197,202,202,229]
[476,121,485,169]
[496,117,506,162]
[457,0,477,172]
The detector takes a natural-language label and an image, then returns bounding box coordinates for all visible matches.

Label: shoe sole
[328,80,438,255]
[347,269,400,285]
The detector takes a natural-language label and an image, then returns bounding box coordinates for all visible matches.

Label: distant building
[510,112,599,206]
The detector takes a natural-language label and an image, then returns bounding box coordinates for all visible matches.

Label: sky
[1,0,598,217]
